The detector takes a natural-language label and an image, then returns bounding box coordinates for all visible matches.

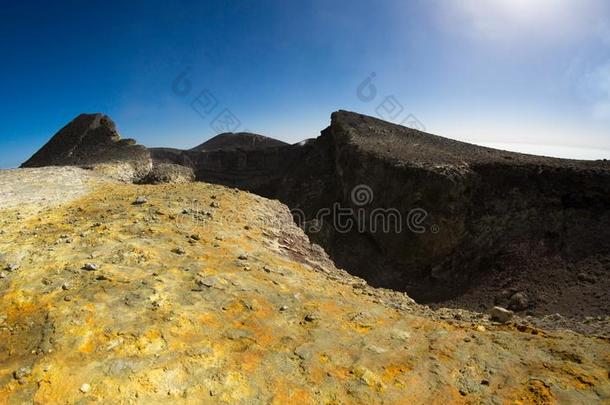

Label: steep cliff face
[151,111,610,320]
[21,114,152,182]
[317,112,610,307]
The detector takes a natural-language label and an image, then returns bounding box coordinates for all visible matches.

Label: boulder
[489,306,513,323]
[508,292,530,311]
[140,163,195,184]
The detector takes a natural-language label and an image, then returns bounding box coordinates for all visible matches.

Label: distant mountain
[189,132,288,152]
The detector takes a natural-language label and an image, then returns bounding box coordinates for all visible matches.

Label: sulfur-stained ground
[0,170,609,404]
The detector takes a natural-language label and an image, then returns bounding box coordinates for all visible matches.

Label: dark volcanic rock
[309,112,610,304]
[149,132,291,187]
[150,110,610,317]
[149,131,336,205]
[190,132,289,152]
[21,113,151,181]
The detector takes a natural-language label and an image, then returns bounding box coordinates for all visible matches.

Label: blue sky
[1,0,609,168]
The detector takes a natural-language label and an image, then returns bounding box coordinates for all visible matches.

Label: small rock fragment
[279,305,289,312]
[5,263,20,272]
[0,271,7,279]
[210,201,220,208]
[83,263,99,271]
[196,276,219,288]
[172,247,186,255]
[13,367,32,380]
[61,282,71,290]
[238,254,248,261]
[304,313,320,322]
[489,306,513,323]
[133,196,148,205]
[80,383,91,393]
[367,345,388,354]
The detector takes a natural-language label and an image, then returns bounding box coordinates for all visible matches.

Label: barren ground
[0,169,608,403]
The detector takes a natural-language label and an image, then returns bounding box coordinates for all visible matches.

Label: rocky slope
[0,169,609,403]
[150,111,610,327]
[21,114,152,182]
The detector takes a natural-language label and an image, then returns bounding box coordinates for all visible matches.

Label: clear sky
[1,0,609,168]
